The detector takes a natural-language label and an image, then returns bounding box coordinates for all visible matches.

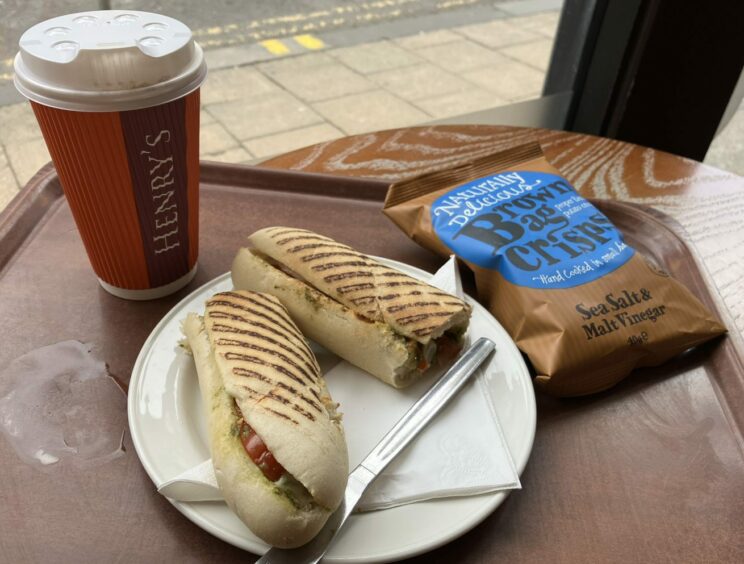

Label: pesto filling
[231,400,317,511]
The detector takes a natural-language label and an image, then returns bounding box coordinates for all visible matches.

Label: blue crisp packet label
[430,171,634,289]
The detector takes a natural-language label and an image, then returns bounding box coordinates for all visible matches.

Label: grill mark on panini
[268,228,311,239]
[212,292,304,340]
[262,406,298,425]
[266,391,317,421]
[207,299,295,336]
[273,382,322,413]
[233,366,272,385]
[288,242,350,254]
[247,291,306,321]
[378,281,421,288]
[377,278,465,305]
[212,327,317,372]
[309,388,321,402]
[323,270,373,283]
[221,291,291,320]
[245,292,319,347]
[396,311,456,325]
[215,339,318,384]
[376,271,411,277]
[207,304,300,350]
[301,251,360,263]
[336,282,374,295]
[207,314,317,369]
[350,296,376,305]
[223,352,312,387]
[312,260,372,272]
[234,384,261,401]
[386,301,441,313]
[378,290,423,300]
[233,368,323,414]
[276,234,331,246]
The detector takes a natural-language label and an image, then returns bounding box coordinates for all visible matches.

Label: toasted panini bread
[232,227,472,387]
[182,290,348,548]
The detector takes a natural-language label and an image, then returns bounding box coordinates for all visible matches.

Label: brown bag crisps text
[383,143,726,396]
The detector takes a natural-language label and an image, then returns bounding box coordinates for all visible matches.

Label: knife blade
[256,337,496,564]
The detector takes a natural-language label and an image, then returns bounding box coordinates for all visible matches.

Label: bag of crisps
[383,142,725,396]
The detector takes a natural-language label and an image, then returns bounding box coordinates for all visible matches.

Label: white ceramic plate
[128,258,536,563]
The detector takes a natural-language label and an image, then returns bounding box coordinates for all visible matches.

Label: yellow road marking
[294,34,325,50]
[260,39,290,55]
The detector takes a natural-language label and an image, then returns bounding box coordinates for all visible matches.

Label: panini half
[181,290,348,548]
[231,227,472,387]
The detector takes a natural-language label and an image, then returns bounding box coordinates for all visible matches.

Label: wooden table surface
[263,125,744,562]
[263,125,744,354]
[1,124,743,563]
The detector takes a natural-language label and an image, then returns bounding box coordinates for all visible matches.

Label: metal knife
[256,337,496,564]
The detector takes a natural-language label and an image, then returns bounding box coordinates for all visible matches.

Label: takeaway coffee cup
[14,11,207,299]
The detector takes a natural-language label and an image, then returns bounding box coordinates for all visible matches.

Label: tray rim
[2,161,742,440]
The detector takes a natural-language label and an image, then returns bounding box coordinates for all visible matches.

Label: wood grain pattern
[262,124,744,351]
[1,125,743,564]
[264,128,744,564]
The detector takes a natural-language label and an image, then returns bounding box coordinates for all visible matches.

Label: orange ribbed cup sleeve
[31,89,200,291]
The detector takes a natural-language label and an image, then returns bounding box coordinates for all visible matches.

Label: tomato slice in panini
[181,290,348,548]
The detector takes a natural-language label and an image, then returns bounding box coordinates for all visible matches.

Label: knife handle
[360,337,495,476]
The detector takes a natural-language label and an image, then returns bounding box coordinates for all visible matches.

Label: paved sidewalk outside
[0,8,559,211]
[0,3,741,213]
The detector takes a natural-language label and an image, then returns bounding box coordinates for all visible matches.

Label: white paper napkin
[158,256,520,511]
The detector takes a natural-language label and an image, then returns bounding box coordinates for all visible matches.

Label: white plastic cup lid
[14,11,207,112]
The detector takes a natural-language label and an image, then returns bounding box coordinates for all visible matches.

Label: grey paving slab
[462,59,545,101]
[319,4,506,51]
[208,91,323,140]
[0,83,24,107]
[243,123,344,159]
[456,19,542,49]
[414,88,508,119]
[257,53,336,76]
[201,109,215,125]
[263,62,375,103]
[313,90,429,135]
[501,38,555,71]
[706,107,744,176]
[370,63,472,102]
[394,29,461,50]
[498,0,564,16]
[200,121,239,155]
[508,12,562,37]
[205,43,285,71]
[0,102,41,145]
[203,146,254,164]
[200,66,281,106]
[0,147,19,210]
[417,39,512,73]
[4,136,50,187]
[329,40,422,75]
